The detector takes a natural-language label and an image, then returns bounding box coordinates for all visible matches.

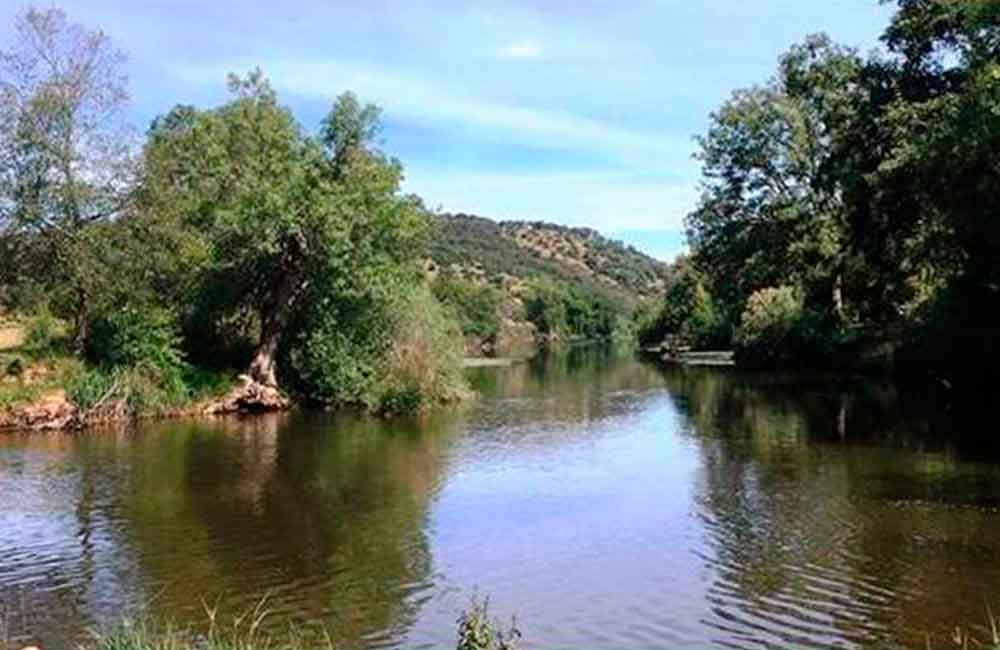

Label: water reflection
[664,367,1000,649]
[1,411,464,649]
[3,353,1000,650]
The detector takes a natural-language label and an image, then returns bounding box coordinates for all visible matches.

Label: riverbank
[0,373,289,432]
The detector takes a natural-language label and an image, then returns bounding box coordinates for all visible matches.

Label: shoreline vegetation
[0,7,657,434]
[0,5,470,428]
[0,9,586,433]
[634,1,999,397]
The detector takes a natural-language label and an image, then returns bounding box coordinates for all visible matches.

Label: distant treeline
[639,0,999,394]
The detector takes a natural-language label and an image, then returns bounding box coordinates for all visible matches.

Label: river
[2,349,1000,649]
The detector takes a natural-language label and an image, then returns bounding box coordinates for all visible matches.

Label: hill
[428,213,671,304]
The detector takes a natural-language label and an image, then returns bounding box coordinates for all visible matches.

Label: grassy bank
[0,314,237,430]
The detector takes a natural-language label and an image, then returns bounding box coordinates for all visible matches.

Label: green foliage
[143,69,429,388]
[733,286,858,369]
[66,366,118,411]
[734,287,805,364]
[375,285,467,415]
[429,214,669,305]
[0,8,134,347]
[523,280,567,337]
[456,598,522,650]
[22,307,60,357]
[523,278,624,342]
[67,595,523,650]
[432,274,503,339]
[3,355,24,378]
[683,1,1000,384]
[88,305,185,371]
[68,362,192,416]
[635,260,730,350]
[0,381,40,410]
[289,285,466,415]
[288,295,393,407]
[87,600,334,650]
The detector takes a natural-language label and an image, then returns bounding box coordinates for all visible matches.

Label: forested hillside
[429,213,671,302]
[426,213,671,354]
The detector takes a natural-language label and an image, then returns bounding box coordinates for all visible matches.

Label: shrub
[734,286,804,366]
[375,285,468,414]
[67,366,118,412]
[67,362,190,417]
[3,355,24,378]
[456,597,521,650]
[734,286,858,368]
[288,285,467,415]
[523,280,567,337]
[88,304,185,371]
[22,307,59,357]
[523,279,624,341]
[636,268,731,350]
[288,292,394,407]
[432,274,502,340]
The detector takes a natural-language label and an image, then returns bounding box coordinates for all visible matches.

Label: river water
[3,349,1000,649]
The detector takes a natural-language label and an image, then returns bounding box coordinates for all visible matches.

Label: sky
[2,1,895,260]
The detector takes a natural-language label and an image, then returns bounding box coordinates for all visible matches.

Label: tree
[143,70,426,387]
[0,7,135,348]
[686,35,863,323]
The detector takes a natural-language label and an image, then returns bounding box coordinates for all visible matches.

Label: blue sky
[2,1,895,260]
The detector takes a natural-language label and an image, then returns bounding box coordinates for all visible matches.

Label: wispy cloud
[496,42,541,59]
[169,58,695,170]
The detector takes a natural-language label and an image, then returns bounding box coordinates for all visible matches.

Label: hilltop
[428,213,671,304]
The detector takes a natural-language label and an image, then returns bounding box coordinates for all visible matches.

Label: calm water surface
[3,350,1000,649]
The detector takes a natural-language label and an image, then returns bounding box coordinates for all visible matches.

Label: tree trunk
[247,268,305,387]
[248,325,282,387]
[831,271,845,323]
[72,288,89,355]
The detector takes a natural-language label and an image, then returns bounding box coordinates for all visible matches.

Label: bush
[288,285,467,415]
[635,267,731,350]
[734,286,857,368]
[432,274,502,340]
[88,304,185,371]
[734,286,805,366]
[67,363,190,417]
[288,295,391,407]
[524,279,624,342]
[22,307,59,357]
[375,285,468,414]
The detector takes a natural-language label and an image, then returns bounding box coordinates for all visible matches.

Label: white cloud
[166,57,702,234]
[497,42,541,59]
[167,58,695,168]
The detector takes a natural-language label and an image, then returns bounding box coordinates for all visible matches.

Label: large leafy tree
[143,70,426,387]
[686,35,864,323]
[0,7,135,348]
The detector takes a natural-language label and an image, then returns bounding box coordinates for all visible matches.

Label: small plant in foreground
[88,598,334,650]
[456,597,521,650]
